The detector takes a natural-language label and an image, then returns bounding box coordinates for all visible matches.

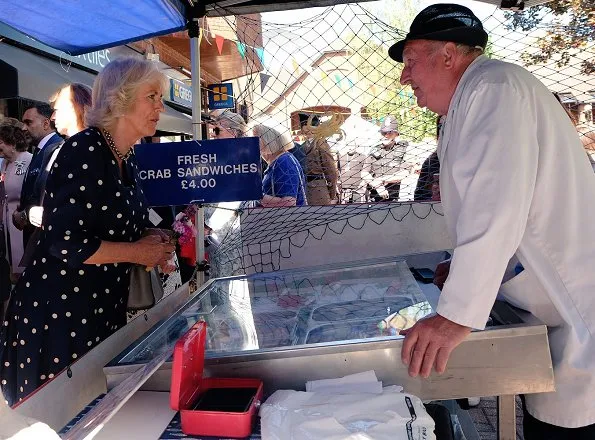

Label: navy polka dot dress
[0,128,150,405]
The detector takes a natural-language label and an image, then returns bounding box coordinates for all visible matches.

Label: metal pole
[190,18,206,289]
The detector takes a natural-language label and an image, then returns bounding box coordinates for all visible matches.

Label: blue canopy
[0,0,187,55]
[0,1,384,55]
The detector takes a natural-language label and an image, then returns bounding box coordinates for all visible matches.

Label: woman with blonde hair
[50,83,92,137]
[0,57,175,405]
[25,84,93,230]
[300,113,340,205]
[252,120,307,207]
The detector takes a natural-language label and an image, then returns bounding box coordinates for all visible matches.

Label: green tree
[505,0,595,74]
[347,0,438,141]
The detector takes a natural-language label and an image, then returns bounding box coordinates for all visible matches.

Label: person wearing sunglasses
[208,110,247,139]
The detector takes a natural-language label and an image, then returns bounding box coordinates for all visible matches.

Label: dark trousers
[370,182,401,202]
[523,399,595,439]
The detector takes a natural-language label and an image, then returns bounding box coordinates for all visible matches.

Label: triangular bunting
[334,73,342,87]
[255,47,265,65]
[198,28,203,45]
[236,41,246,58]
[259,73,271,93]
[215,35,225,55]
[292,58,299,73]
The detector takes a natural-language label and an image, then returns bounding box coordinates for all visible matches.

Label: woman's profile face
[0,138,15,159]
[210,123,236,139]
[123,81,165,139]
[52,88,79,137]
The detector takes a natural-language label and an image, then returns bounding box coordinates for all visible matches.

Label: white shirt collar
[37,132,57,150]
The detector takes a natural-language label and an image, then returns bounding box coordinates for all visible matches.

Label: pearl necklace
[103,129,133,161]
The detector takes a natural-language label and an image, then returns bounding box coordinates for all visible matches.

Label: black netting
[197,1,594,277]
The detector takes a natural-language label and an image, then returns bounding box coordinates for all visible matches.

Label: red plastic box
[170,321,264,438]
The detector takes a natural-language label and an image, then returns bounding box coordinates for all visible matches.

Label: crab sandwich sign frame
[134,137,262,206]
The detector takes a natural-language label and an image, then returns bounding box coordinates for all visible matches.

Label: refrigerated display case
[107,256,437,371]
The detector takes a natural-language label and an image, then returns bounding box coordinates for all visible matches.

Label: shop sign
[208,83,234,109]
[170,78,193,108]
[134,138,262,206]
[0,23,137,72]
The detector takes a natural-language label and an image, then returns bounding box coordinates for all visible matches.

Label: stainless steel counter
[102,254,554,440]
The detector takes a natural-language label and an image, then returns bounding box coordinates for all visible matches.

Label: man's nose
[400,67,410,86]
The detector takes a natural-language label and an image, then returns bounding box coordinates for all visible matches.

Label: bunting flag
[236,41,246,58]
[215,35,225,55]
[347,78,354,89]
[334,73,342,87]
[370,84,377,95]
[292,58,299,73]
[255,47,265,65]
[198,28,203,45]
[259,73,271,93]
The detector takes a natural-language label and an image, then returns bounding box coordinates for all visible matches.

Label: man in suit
[12,103,63,250]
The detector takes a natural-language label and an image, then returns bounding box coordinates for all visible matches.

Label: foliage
[348,0,438,141]
[505,0,595,74]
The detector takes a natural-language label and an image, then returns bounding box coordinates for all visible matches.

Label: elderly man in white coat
[389,4,595,439]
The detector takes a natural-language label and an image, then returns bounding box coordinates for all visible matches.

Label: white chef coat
[436,55,595,428]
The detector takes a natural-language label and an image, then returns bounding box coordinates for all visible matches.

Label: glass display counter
[97,254,553,440]
[108,256,439,368]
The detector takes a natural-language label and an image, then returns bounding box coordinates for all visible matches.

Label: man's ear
[42,117,51,131]
[442,42,458,69]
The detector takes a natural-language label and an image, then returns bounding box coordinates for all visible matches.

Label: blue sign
[169,78,192,108]
[208,83,235,109]
[134,138,262,206]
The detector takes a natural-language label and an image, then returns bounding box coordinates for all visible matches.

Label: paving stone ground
[466,396,525,440]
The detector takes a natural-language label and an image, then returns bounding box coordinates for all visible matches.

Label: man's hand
[433,259,451,290]
[11,210,27,230]
[400,314,471,378]
[377,185,389,199]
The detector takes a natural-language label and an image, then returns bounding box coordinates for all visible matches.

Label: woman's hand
[134,235,175,269]
[260,194,297,207]
[143,228,174,242]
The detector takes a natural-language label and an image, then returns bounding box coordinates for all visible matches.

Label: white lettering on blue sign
[177,163,258,178]
[177,154,217,165]
[76,49,111,69]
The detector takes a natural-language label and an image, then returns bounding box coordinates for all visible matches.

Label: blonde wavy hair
[85,57,167,130]
[302,112,345,141]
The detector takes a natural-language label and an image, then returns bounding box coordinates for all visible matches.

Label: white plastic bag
[260,387,435,440]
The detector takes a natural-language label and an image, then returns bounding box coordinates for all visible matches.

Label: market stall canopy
[0,0,553,57]
[0,42,95,102]
[0,42,192,134]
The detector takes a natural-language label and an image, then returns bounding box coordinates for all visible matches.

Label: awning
[0,42,192,135]
[0,42,96,102]
[161,103,192,135]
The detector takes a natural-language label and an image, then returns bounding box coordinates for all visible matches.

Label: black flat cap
[389,4,488,62]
